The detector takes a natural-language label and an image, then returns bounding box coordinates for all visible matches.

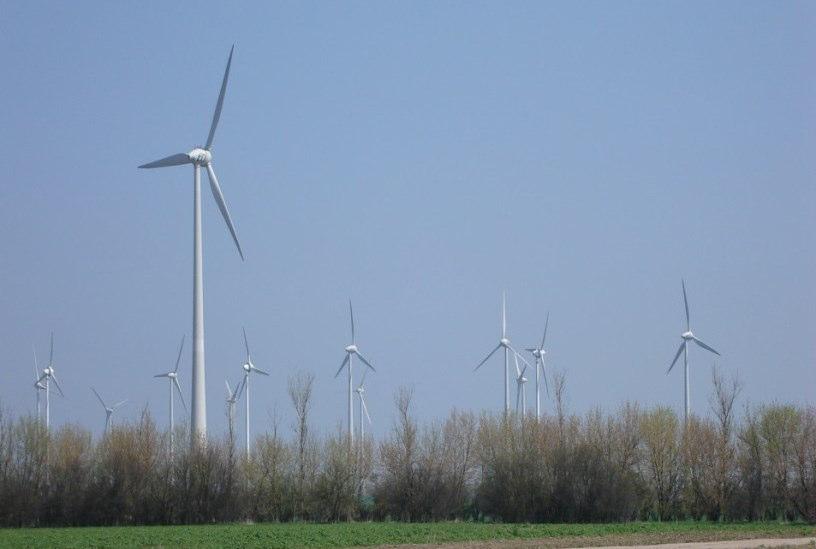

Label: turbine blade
[513,352,521,378]
[501,291,507,338]
[91,387,106,409]
[174,335,185,373]
[251,365,270,376]
[174,377,187,412]
[113,400,128,410]
[361,396,372,424]
[32,347,39,381]
[508,345,532,370]
[335,354,350,378]
[51,374,64,397]
[138,153,191,169]
[541,312,549,348]
[153,373,170,378]
[667,341,686,374]
[474,343,501,371]
[356,352,376,372]
[242,327,250,360]
[349,300,355,343]
[541,360,550,397]
[516,381,521,410]
[205,163,244,260]
[205,45,234,150]
[682,279,690,331]
[693,337,720,356]
[234,376,246,401]
[225,379,232,397]
[49,332,54,366]
[358,368,368,389]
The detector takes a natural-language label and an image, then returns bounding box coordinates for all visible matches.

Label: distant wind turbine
[335,300,376,444]
[138,46,245,446]
[32,347,46,422]
[225,377,246,446]
[356,370,372,443]
[240,328,268,457]
[36,332,64,431]
[514,354,528,419]
[154,336,187,455]
[667,280,721,423]
[91,387,128,434]
[474,292,530,413]
[525,313,550,420]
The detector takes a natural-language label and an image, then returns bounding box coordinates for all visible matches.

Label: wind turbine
[36,332,64,431]
[240,328,268,457]
[335,300,376,444]
[32,347,46,422]
[356,370,372,443]
[154,336,187,455]
[513,354,528,419]
[91,387,128,435]
[474,292,530,413]
[225,377,246,446]
[667,280,721,423]
[525,313,550,420]
[138,46,244,446]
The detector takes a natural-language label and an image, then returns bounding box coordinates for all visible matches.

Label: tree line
[0,369,814,527]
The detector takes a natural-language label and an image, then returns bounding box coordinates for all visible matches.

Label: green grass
[0,521,814,548]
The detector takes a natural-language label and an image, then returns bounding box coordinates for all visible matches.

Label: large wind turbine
[91,387,128,435]
[138,46,244,445]
[335,300,376,444]
[32,347,46,422]
[667,280,721,423]
[474,292,529,413]
[513,354,528,419]
[525,313,549,420]
[154,336,187,455]
[36,332,64,431]
[240,328,268,457]
[356,370,372,443]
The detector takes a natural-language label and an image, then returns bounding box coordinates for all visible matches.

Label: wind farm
[2,3,814,547]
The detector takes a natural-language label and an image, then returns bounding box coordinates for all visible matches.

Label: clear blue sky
[1,1,814,438]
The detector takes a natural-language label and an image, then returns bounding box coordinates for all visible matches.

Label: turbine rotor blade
[138,153,191,169]
[335,354,350,378]
[173,378,187,412]
[154,373,170,378]
[32,347,39,381]
[508,345,532,370]
[205,45,234,150]
[251,365,270,376]
[242,327,250,360]
[91,387,106,409]
[205,163,244,260]
[693,337,720,356]
[234,376,246,402]
[541,312,549,348]
[474,343,501,371]
[501,292,507,338]
[360,396,372,424]
[358,368,368,389]
[174,335,185,373]
[541,360,550,397]
[225,380,232,398]
[356,353,376,372]
[682,279,690,331]
[51,374,65,397]
[513,352,521,378]
[113,400,128,410]
[667,341,686,374]
[349,300,355,343]
[49,332,54,366]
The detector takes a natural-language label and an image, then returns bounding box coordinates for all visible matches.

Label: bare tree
[288,371,315,519]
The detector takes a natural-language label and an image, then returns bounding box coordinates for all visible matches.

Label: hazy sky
[1,1,814,439]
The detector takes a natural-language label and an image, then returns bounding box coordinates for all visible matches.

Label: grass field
[0,521,814,548]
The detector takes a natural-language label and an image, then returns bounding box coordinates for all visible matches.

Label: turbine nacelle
[242,362,252,372]
[188,148,212,165]
[532,348,545,358]
[500,338,510,347]
[681,330,694,340]
[345,344,358,354]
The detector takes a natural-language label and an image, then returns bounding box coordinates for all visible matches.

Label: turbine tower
[138,46,245,446]
[240,328,268,457]
[474,292,529,413]
[36,332,64,431]
[91,387,128,435]
[667,280,721,423]
[335,300,376,444]
[525,313,550,420]
[32,347,46,422]
[356,370,372,443]
[154,336,187,455]
[225,377,246,447]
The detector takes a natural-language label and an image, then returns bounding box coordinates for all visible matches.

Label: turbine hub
[682,331,694,340]
[500,338,510,347]
[345,344,358,354]
[243,363,251,372]
[168,372,177,379]
[188,148,212,165]
[533,348,544,358]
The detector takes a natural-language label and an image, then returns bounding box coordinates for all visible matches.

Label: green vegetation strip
[0,521,813,549]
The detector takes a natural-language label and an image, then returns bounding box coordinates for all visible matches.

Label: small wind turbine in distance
[32,347,46,423]
[335,300,376,444]
[525,313,550,421]
[154,336,187,455]
[241,328,268,457]
[225,377,246,446]
[91,387,128,435]
[474,292,530,414]
[138,45,245,446]
[667,279,721,423]
[356,370,372,443]
[36,332,65,431]
[513,354,528,419]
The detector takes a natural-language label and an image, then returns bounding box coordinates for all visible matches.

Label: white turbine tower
[91,387,128,435]
[667,280,721,423]
[32,347,46,422]
[474,292,529,413]
[138,46,244,446]
[513,354,528,419]
[36,332,64,431]
[335,300,376,444]
[225,377,246,446]
[525,313,550,420]
[240,328,268,457]
[154,336,187,455]
[356,370,372,443]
